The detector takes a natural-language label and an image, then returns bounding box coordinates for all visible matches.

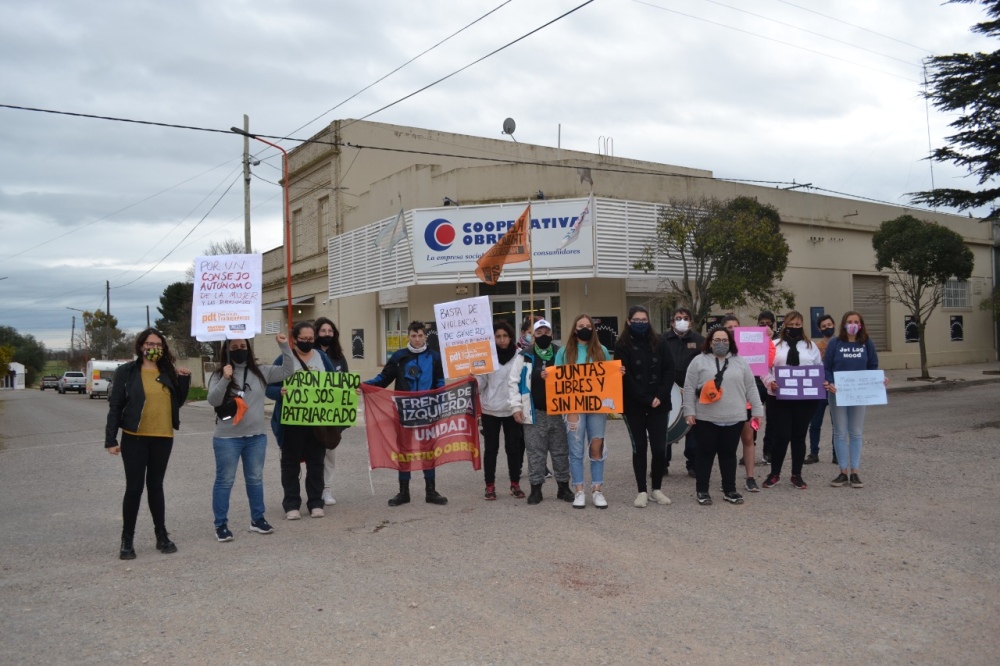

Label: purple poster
[775,364,826,401]
[735,327,770,377]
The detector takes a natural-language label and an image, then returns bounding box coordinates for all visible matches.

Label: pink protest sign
[735,327,770,377]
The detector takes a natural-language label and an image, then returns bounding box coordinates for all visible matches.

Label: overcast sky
[0,0,993,350]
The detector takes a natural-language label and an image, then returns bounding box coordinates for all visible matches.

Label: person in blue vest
[364,320,447,506]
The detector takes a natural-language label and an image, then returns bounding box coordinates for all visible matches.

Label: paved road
[1,386,997,664]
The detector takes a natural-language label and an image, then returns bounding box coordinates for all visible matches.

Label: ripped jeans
[566,413,608,488]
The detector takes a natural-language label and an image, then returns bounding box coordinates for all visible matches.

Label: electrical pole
[70,316,75,368]
[243,114,252,253]
[146,305,150,328]
[106,280,111,360]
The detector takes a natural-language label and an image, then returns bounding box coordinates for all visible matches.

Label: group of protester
[103,306,882,559]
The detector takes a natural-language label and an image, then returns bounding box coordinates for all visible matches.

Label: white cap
[533,319,552,332]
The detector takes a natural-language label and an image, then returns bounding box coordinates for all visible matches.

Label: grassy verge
[186,387,208,402]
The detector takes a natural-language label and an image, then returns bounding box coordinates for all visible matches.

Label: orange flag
[474,204,531,285]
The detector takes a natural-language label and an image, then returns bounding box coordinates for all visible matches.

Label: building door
[482,280,561,340]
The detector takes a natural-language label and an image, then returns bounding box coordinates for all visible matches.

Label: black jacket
[105,361,191,447]
[663,328,705,387]
[615,333,674,411]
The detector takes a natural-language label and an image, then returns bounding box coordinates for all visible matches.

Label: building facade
[253,119,997,377]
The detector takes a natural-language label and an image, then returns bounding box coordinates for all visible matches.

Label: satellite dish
[502,118,516,135]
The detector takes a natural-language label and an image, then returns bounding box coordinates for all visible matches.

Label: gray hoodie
[207,340,296,438]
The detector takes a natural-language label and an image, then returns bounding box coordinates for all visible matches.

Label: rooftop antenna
[502,117,517,143]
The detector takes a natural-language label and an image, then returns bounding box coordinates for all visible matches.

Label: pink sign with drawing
[734,327,770,377]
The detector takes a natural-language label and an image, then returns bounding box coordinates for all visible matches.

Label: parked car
[40,375,59,390]
[57,371,87,394]
[87,360,126,399]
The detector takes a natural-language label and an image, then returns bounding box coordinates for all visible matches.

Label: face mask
[785,327,803,341]
[229,349,248,365]
[520,334,532,347]
[846,323,861,336]
[674,319,690,334]
[821,328,835,338]
[711,341,729,357]
[295,340,314,353]
[143,347,162,362]
[629,321,650,336]
[535,334,552,349]
[576,327,594,342]
[316,335,335,349]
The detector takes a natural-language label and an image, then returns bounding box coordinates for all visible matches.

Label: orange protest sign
[444,339,496,378]
[545,360,623,414]
[474,204,531,285]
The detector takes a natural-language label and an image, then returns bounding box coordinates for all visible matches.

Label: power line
[631,0,921,83]
[774,0,934,54]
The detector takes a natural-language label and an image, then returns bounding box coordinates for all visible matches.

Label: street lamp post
[66,307,89,368]
[230,127,293,334]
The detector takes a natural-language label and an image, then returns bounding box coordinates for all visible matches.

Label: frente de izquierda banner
[360,378,482,471]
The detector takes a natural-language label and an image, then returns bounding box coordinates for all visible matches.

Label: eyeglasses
[143,342,164,349]
[296,337,315,343]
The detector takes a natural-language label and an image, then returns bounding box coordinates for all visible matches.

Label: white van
[87,360,126,399]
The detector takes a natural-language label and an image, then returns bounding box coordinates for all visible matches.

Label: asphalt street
[0,384,997,664]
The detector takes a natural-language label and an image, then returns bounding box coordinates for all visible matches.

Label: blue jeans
[567,413,607,487]
[828,393,866,471]
[808,400,833,456]
[213,434,267,527]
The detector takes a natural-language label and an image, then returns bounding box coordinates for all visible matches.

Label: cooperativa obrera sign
[409,198,594,276]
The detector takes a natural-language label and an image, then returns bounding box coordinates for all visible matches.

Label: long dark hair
[214,339,267,386]
[134,328,179,387]
[616,305,659,353]
[313,316,344,360]
[564,313,606,363]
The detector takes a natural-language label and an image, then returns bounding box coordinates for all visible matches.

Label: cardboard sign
[775,365,826,400]
[545,360,623,414]
[735,327,770,376]
[279,372,361,426]
[833,370,887,406]
[435,296,498,379]
[191,254,262,341]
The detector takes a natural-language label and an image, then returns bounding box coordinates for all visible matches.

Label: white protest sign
[833,370,888,407]
[434,295,498,379]
[191,254,262,341]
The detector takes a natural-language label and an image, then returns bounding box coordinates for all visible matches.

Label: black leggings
[693,421,743,494]
[120,433,173,535]
[770,399,819,477]
[624,406,668,492]
[481,414,525,484]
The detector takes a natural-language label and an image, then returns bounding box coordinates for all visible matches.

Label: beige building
[253,119,997,377]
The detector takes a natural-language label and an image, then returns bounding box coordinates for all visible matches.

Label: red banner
[360,378,482,471]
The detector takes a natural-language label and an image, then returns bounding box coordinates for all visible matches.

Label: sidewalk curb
[887,376,1000,394]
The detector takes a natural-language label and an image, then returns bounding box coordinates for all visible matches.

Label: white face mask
[674,319,690,334]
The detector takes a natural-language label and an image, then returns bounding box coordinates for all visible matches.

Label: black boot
[154,527,177,554]
[388,480,410,507]
[527,484,543,505]
[425,479,448,505]
[119,531,136,560]
[556,481,574,502]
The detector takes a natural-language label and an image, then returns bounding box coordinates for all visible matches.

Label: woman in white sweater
[761,311,824,490]
[683,326,763,506]
[476,320,526,500]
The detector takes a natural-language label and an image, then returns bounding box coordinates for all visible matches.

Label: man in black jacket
[662,307,704,476]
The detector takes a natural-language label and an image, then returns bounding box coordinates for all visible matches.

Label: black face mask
[535,334,553,349]
[229,349,248,365]
[821,328,835,338]
[785,327,804,342]
[295,340,314,353]
[317,335,335,349]
[576,327,594,342]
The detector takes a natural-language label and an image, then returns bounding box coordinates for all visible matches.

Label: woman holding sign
[616,306,675,508]
[314,317,349,507]
[265,322,335,520]
[556,314,614,509]
[762,312,823,491]
[683,326,763,505]
[477,320,526,500]
[823,311,884,489]
[207,333,294,542]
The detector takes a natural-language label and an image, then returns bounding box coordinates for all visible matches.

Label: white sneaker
[650,489,672,505]
[572,491,586,509]
[634,492,648,508]
[322,489,336,506]
[285,510,301,520]
[310,507,325,518]
[592,490,608,509]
